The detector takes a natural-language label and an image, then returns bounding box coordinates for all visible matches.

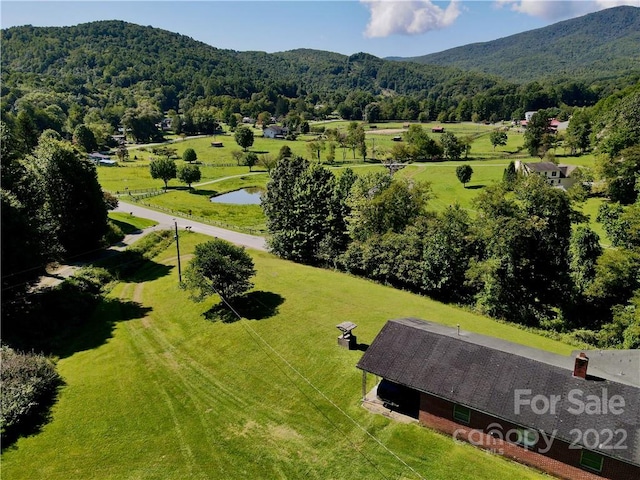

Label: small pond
[210,188,263,205]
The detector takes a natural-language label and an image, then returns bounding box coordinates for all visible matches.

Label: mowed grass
[398,163,506,211]
[1,233,571,480]
[143,190,267,233]
[108,212,158,234]
[99,124,610,241]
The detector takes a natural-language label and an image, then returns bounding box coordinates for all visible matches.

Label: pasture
[1,233,571,479]
[97,121,605,240]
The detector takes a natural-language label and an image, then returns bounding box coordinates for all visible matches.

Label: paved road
[115,200,268,251]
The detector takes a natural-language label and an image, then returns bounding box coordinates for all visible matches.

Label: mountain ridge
[389,5,640,83]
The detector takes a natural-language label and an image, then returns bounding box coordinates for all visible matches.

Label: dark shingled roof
[357,318,640,466]
[524,162,562,174]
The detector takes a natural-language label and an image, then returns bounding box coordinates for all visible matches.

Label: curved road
[115,200,267,251]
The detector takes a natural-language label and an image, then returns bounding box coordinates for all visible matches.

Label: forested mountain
[393,6,640,84]
[1,14,637,143]
[0,20,503,110]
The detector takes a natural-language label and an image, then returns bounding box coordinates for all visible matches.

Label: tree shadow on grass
[191,189,220,197]
[466,184,485,190]
[49,298,153,359]
[0,255,171,450]
[109,218,143,235]
[3,257,170,359]
[1,380,64,453]
[1,295,152,451]
[204,291,284,323]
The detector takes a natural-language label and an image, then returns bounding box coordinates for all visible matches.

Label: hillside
[0,20,504,107]
[393,6,640,83]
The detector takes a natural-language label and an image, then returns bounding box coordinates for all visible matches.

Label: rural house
[88,152,117,166]
[516,160,578,189]
[357,318,640,480]
[263,125,288,139]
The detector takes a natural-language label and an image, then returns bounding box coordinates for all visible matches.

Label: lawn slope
[1,234,572,479]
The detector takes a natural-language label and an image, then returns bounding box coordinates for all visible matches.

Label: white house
[88,152,117,167]
[516,161,578,189]
[263,125,288,139]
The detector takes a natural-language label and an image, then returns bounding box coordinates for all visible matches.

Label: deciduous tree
[182,148,197,164]
[234,125,254,151]
[456,164,473,188]
[150,157,177,190]
[441,132,463,161]
[34,135,108,257]
[184,239,256,302]
[489,130,508,150]
[72,124,97,153]
[244,152,258,172]
[177,163,201,189]
[262,156,336,264]
[524,110,553,158]
[116,143,129,163]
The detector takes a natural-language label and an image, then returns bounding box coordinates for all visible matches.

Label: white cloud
[361,1,462,38]
[494,0,639,21]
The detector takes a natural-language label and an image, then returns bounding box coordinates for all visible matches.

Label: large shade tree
[33,135,108,257]
[524,110,553,158]
[262,156,337,264]
[471,175,574,325]
[184,239,256,301]
[177,163,201,189]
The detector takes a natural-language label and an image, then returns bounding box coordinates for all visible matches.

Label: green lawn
[142,190,267,233]
[397,163,506,211]
[99,125,607,240]
[1,233,571,479]
[108,212,158,234]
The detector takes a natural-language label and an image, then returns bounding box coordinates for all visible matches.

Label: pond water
[210,188,262,205]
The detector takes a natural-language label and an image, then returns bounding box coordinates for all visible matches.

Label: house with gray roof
[516,160,578,189]
[357,318,640,480]
[263,125,288,139]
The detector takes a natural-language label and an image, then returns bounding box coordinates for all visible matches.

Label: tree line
[3,21,639,152]
[261,150,639,349]
[1,123,113,337]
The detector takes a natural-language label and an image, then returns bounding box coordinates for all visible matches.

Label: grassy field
[108,212,158,234]
[1,233,574,479]
[98,122,610,241]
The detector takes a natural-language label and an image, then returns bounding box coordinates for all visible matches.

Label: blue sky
[2,1,638,58]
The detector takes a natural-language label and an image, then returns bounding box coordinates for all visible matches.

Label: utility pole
[174,220,182,284]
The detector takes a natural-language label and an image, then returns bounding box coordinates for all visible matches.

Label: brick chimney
[573,352,589,379]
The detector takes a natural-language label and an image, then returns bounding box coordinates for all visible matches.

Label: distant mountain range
[1,6,638,120]
[389,6,640,83]
[0,20,504,102]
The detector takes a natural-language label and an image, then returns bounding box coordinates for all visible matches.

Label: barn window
[453,404,470,424]
[580,450,603,472]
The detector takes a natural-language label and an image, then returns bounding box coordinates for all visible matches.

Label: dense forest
[397,6,640,84]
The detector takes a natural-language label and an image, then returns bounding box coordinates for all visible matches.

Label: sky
[2,1,639,58]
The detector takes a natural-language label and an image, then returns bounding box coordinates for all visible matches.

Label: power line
[213,287,426,480]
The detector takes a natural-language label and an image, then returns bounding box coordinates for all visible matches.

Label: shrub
[104,220,125,245]
[0,346,63,440]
